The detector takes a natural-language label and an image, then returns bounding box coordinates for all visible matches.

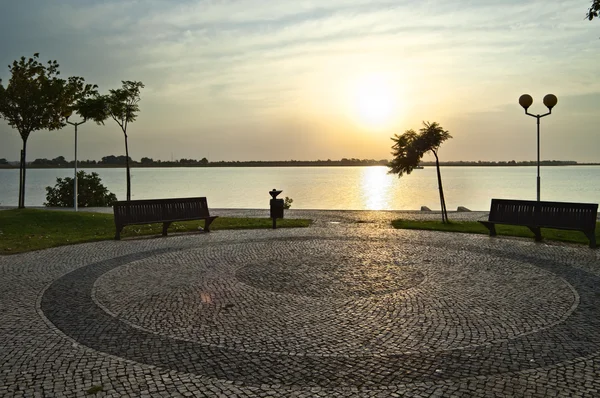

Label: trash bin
[269,189,284,228]
[270,198,284,219]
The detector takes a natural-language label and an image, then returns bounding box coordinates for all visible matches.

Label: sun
[350,74,398,129]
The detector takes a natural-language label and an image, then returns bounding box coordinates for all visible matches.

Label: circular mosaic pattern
[236,249,425,298]
[41,237,600,388]
[91,239,577,357]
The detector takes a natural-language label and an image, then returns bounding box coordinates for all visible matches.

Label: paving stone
[1,210,600,396]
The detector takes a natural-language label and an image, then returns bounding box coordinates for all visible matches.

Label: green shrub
[284,196,293,209]
[45,171,117,207]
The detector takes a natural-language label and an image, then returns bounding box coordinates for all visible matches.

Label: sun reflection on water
[360,166,394,210]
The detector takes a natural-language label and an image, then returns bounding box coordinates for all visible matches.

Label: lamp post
[518,94,558,201]
[63,110,87,212]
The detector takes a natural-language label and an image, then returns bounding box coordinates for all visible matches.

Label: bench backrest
[114,197,211,225]
[489,199,598,230]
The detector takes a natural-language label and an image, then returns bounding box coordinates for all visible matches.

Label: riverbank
[2,162,596,169]
[0,206,490,222]
[0,209,311,254]
[3,208,598,255]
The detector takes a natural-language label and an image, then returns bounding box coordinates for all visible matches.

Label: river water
[0,166,598,211]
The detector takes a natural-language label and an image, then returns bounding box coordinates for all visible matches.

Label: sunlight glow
[350,74,399,129]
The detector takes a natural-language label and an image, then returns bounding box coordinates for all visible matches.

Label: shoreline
[1,164,597,169]
[3,207,598,222]
[0,206,495,223]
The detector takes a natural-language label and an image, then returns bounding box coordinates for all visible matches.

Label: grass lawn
[391,219,600,247]
[0,209,311,254]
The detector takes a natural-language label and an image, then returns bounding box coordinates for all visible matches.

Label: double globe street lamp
[63,110,87,212]
[518,93,558,202]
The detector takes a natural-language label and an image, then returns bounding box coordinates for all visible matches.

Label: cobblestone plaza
[2,210,600,397]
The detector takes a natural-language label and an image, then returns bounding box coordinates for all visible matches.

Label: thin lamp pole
[65,116,86,211]
[524,112,550,202]
[518,94,557,202]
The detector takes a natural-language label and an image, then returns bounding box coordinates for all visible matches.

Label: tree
[388,121,452,223]
[0,53,97,208]
[44,171,117,207]
[588,0,600,20]
[100,81,144,201]
[74,94,109,123]
[52,156,67,165]
[100,155,131,165]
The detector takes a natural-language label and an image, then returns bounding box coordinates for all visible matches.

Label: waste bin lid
[269,189,282,199]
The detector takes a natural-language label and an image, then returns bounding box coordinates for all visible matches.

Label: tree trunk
[19,138,28,209]
[18,150,23,208]
[124,134,131,201]
[433,150,448,223]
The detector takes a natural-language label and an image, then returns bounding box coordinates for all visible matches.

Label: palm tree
[588,0,600,20]
[388,121,452,223]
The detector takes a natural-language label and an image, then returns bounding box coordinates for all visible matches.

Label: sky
[0,0,599,163]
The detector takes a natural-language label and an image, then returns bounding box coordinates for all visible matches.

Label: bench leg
[527,227,542,242]
[204,218,215,232]
[162,222,171,236]
[479,221,497,237]
[584,231,597,249]
[115,225,124,240]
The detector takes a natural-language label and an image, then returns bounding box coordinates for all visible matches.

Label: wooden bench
[113,197,218,240]
[479,199,597,248]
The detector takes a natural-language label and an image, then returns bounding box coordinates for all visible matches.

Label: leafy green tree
[0,53,97,208]
[588,0,600,20]
[73,94,110,123]
[98,81,144,201]
[44,171,117,207]
[0,158,8,165]
[389,121,453,223]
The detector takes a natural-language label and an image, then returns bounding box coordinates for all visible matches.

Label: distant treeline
[419,160,580,166]
[0,156,389,168]
[0,156,591,168]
